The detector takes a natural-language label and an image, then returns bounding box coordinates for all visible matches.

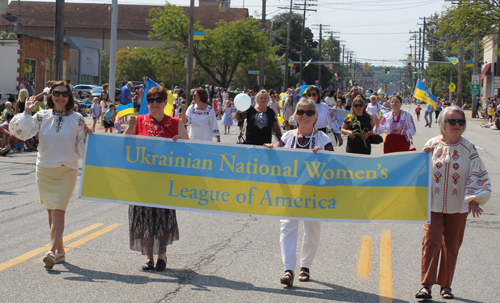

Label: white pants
[280,220,321,271]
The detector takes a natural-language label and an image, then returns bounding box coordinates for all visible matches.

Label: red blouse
[135,114,179,138]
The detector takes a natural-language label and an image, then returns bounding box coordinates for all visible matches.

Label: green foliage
[438,1,500,49]
[147,4,272,88]
[100,49,109,84]
[0,31,17,40]
[116,47,158,82]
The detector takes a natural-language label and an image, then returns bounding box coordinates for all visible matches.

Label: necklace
[294,131,314,149]
[53,109,70,117]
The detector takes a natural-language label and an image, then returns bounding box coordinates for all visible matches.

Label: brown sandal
[298,267,310,282]
[280,270,294,286]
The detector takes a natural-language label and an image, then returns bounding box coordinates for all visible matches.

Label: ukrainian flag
[305,59,312,67]
[413,79,437,109]
[138,77,174,116]
[193,31,205,40]
[117,103,135,117]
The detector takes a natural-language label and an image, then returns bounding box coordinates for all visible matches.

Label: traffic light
[414,67,417,74]
[384,67,388,73]
[407,63,411,70]
[401,81,405,85]
[387,68,390,74]
[390,80,393,84]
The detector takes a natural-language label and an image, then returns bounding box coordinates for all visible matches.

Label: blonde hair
[92,97,99,103]
[293,97,319,127]
[255,89,270,103]
[18,89,29,103]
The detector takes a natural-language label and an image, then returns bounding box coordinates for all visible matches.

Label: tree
[148,4,273,88]
[100,49,109,84]
[116,48,157,82]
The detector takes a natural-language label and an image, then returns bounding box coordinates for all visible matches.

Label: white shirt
[185,104,220,141]
[324,96,336,107]
[366,102,381,116]
[9,110,87,170]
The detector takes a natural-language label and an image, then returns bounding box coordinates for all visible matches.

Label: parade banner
[80,134,431,223]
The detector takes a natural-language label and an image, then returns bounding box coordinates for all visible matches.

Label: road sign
[449,83,456,92]
[248,70,259,75]
[494,77,500,89]
[471,84,479,95]
[471,75,479,85]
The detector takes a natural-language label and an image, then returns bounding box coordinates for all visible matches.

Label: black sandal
[440,287,454,299]
[280,270,294,286]
[298,267,310,282]
[415,286,432,299]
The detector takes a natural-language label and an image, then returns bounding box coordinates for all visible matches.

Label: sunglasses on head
[353,103,364,108]
[296,109,315,116]
[52,90,70,97]
[307,93,317,97]
[147,97,165,104]
[445,119,466,126]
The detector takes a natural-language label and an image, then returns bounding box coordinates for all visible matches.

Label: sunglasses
[147,97,165,104]
[353,103,364,108]
[52,90,70,97]
[307,93,317,97]
[193,94,199,97]
[445,119,466,126]
[296,109,315,116]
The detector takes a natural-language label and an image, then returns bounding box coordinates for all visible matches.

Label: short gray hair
[437,105,467,135]
[127,81,133,86]
[294,97,319,127]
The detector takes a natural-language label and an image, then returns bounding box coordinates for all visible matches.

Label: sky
[14,0,451,67]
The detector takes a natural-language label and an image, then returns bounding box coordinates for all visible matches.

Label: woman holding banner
[302,86,343,147]
[180,88,220,142]
[416,106,491,300]
[125,86,188,271]
[341,96,377,155]
[9,81,92,269]
[373,95,416,154]
[265,98,333,286]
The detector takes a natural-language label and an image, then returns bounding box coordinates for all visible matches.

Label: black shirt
[344,114,372,155]
[243,106,277,145]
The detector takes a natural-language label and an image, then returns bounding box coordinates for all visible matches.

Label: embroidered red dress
[375,111,416,154]
[129,114,180,255]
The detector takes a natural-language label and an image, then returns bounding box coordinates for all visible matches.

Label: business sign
[80,134,431,223]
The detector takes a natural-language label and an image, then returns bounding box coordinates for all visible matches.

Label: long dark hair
[46,80,75,111]
[304,86,321,104]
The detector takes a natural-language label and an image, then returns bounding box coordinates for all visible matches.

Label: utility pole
[472,37,478,118]
[294,0,317,85]
[108,0,118,103]
[54,0,65,80]
[186,0,195,105]
[311,24,330,88]
[258,0,266,89]
[420,17,426,71]
[281,0,293,92]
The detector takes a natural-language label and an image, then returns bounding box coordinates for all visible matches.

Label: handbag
[368,133,384,144]
[236,119,247,144]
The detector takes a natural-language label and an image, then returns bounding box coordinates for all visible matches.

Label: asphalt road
[0,105,498,303]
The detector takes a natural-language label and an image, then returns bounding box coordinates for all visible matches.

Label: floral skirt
[129,205,179,255]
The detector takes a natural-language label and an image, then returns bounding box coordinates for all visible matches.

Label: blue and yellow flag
[138,77,174,116]
[446,56,459,65]
[305,59,312,67]
[193,31,205,40]
[414,79,437,109]
[117,103,134,117]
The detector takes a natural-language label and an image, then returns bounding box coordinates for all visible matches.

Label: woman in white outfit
[265,98,334,286]
[180,88,220,142]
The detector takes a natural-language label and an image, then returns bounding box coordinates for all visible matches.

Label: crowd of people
[2,79,492,300]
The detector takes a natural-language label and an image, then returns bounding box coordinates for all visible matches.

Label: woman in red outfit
[124,86,189,271]
[373,95,416,153]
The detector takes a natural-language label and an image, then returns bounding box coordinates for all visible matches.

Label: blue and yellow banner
[414,79,438,110]
[117,103,134,117]
[80,134,431,223]
[193,31,205,40]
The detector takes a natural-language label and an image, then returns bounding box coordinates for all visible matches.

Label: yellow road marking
[379,230,393,303]
[65,224,121,251]
[357,236,373,280]
[0,223,103,272]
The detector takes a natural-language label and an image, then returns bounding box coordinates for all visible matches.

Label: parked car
[90,86,121,102]
[73,84,97,96]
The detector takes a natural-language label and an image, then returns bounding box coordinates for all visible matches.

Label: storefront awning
[480,63,491,82]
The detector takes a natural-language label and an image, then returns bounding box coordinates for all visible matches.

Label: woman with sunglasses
[125,86,188,271]
[234,89,282,145]
[415,106,491,300]
[341,95,377,155]
[300,86,343,147]
[9,80,93,269]
[373,95,416,154]
[180,88,220,142]
[265,98,333,287]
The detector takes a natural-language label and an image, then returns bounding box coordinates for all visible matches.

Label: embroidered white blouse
[289,102,342,136]
[374,110,416,142]
[424,136,491,214]
[185,104,220,141]
[9,110,87,170]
